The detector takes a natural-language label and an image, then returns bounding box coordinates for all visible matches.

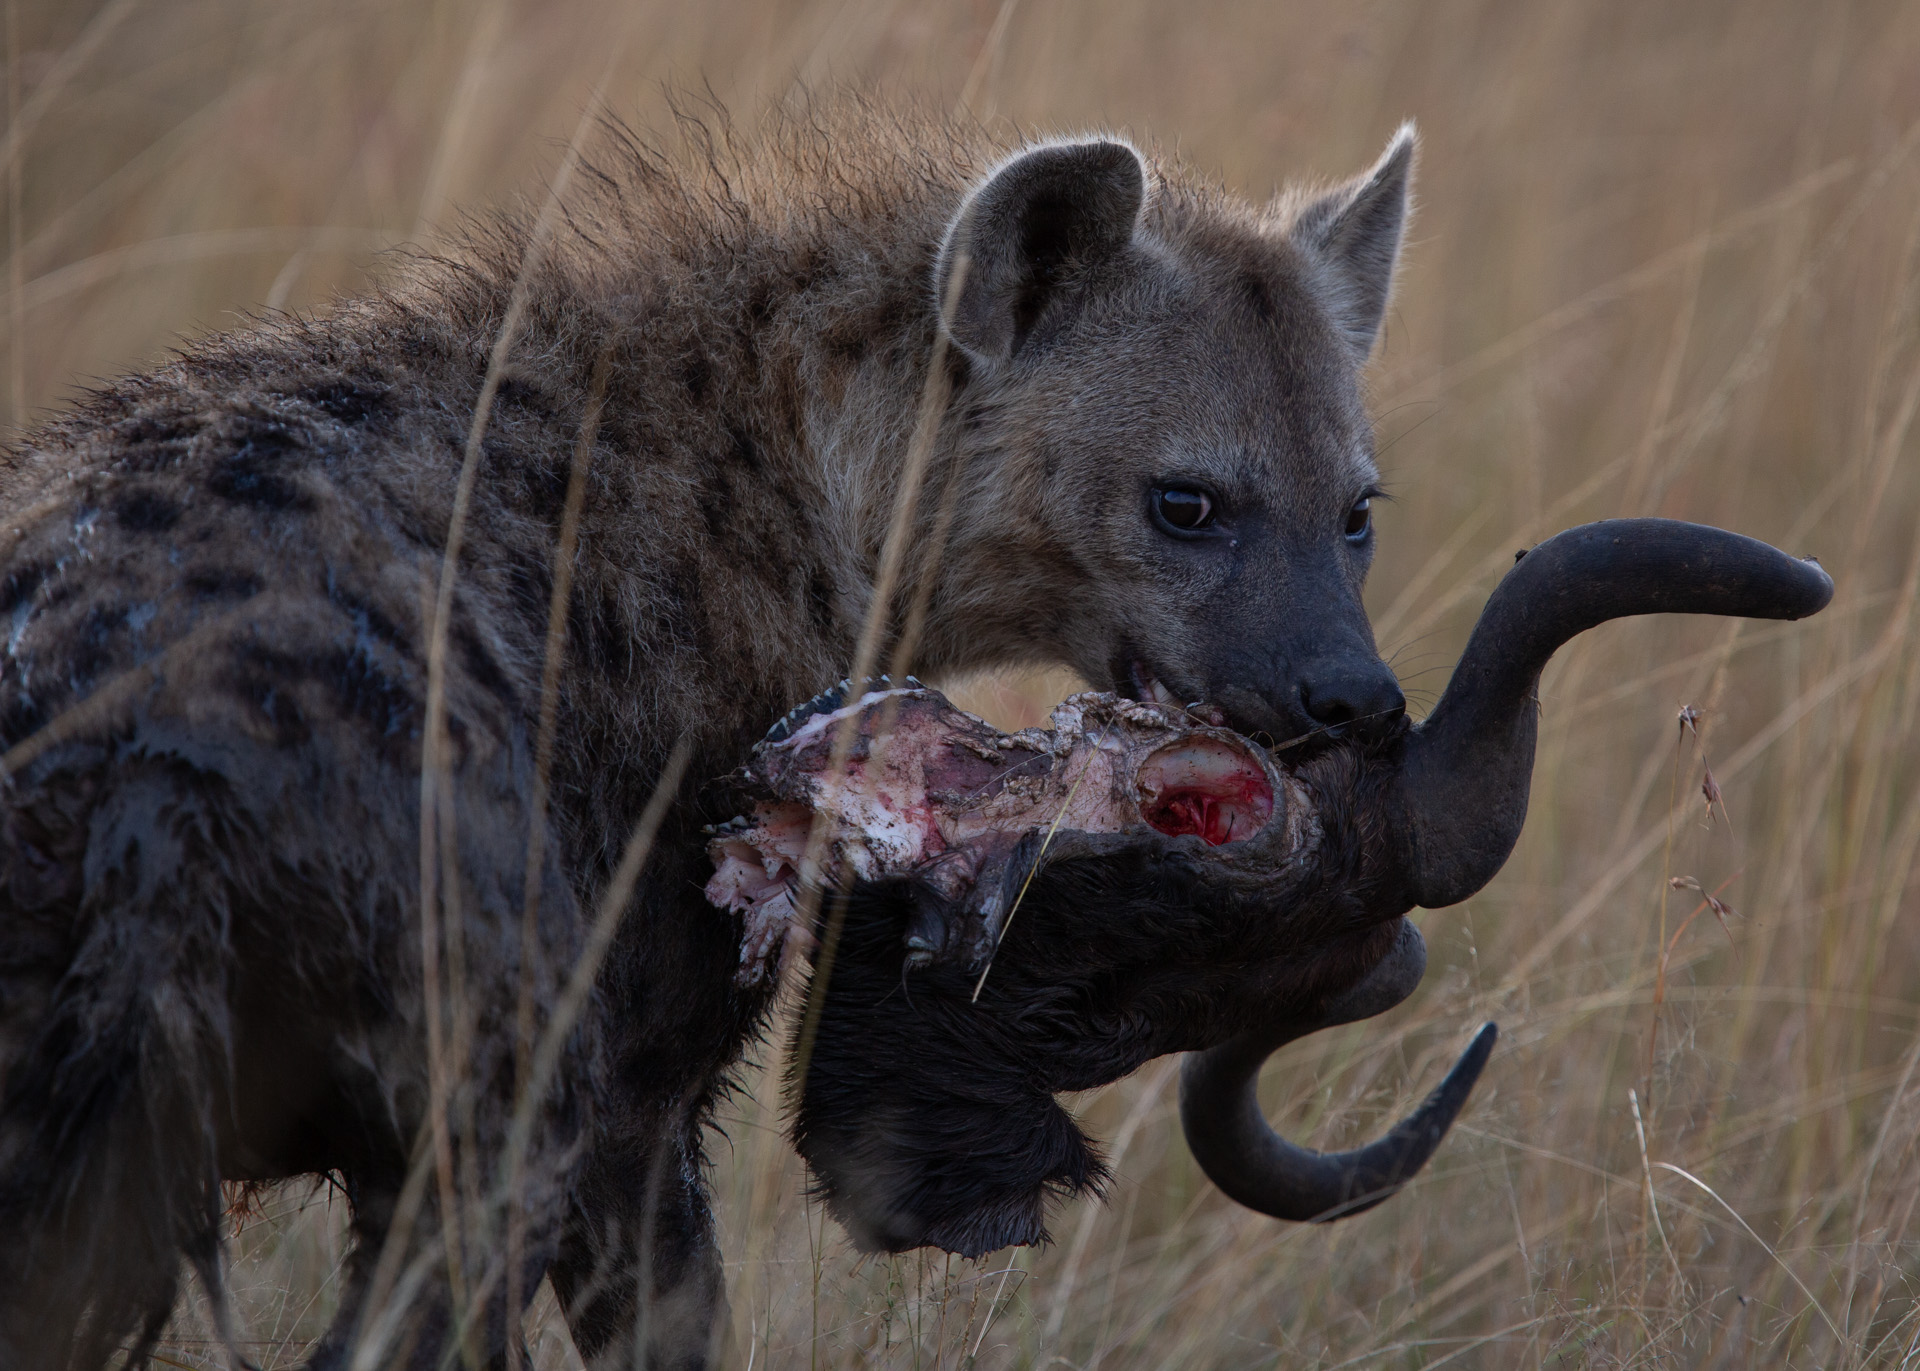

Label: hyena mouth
[1116,652,1190,713]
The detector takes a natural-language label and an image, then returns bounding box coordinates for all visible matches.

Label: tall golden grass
[10,0,1920,1364]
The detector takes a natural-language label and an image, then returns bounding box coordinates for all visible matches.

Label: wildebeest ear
[1287,123,1415,362]
[936,139,1148,368]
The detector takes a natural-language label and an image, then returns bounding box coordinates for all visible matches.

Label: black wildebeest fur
[792,746,1402,1256]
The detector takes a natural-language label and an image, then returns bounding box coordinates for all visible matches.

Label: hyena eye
[1345,497,1373,542]
[1150,484,1216,534]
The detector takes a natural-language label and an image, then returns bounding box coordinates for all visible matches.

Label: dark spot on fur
[67,604,131,688]
[1242,271,1276,323]
[828,330,868,363]
[943,345,972,392]
[700,475,730,539]
[496,375,555,418]
[232,646,311,747]
[727,427,761,473]
[807,569,835,634]
[656,564,700,651]
[209,429,310,511]
[81,603,128,644]
[0,690,47,748]
[328,646,416,741]
[567,583,630,678]
[524,457,571,526]
[747,283,777,324]
[185,569,263,600]
[112,489,181,533]
[506,560,555,637]
[479,431,517,482]
[249,680,308,744]
[0,562,52,615]
[325,582,409,653]
[682,354,711,402]
[115,411,201,471]
[210,456,306,510]
[297,380,390,426]
[452,624,517,710]
[399,322,452,364]
[244,425,301,458]
[233,641,414,752]
[6,830,77,909]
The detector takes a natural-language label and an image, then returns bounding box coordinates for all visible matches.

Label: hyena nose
[1299,661,1407,742]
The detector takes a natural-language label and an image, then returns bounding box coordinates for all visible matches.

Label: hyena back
[0,105,1413,1368]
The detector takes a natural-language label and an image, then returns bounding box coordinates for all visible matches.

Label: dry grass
[10,0,1920,1365]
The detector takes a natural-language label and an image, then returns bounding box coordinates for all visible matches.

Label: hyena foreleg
[550,1112,729,1371]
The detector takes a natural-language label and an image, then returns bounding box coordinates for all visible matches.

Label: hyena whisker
[1369,400,1444,460]
[1268,705,1410,754]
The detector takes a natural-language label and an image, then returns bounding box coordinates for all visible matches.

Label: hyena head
[935,128,1414,748]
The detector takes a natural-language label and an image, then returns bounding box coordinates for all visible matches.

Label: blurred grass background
[10,0,1920,1365]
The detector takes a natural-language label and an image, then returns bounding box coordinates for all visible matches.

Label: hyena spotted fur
[0,103,1416,1369]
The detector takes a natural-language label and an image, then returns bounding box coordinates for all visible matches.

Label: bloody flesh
[1135,736,1276,844]
[705,685,1300,982]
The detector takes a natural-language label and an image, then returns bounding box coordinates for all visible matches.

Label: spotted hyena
[0,105,1414,1369]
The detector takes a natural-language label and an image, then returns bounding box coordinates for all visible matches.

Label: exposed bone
[705,685,1316,983]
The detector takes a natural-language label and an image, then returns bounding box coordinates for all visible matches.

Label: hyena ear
[1288,123,1416,362]
[936,139,1148,368]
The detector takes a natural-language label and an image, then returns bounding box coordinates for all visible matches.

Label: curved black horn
[1398,519,1833,910]
[1180,921,1498,1221]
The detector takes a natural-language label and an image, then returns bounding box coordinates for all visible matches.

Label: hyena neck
[430,142,1017,746]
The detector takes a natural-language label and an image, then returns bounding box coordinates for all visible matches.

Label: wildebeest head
[930,131,1413,748]
[710,520,1832,1255]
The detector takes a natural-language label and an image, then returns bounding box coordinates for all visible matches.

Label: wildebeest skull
[706,518,1833,1256]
